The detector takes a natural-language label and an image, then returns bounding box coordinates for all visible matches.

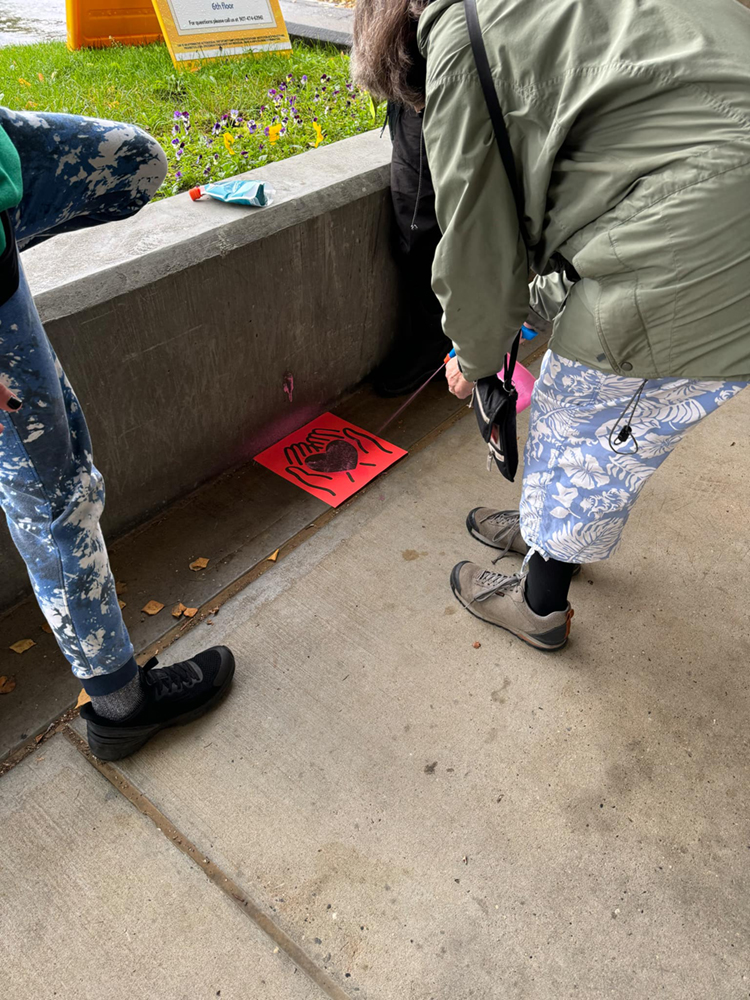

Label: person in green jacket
[352,0,750,648]
[0,110,235,759]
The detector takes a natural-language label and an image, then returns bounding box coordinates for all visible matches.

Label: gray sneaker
[466,508,582,576]
[450,561,573,650]
[466,508,529,556]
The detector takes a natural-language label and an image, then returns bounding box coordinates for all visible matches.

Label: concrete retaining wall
[0,130,397,613]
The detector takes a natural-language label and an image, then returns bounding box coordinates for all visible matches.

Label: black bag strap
[501,327,520,390]
[463,0,529,251]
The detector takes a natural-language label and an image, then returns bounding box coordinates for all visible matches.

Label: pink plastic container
[497,360,535,412]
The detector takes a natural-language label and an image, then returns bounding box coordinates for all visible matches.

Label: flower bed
[0,40,377,197]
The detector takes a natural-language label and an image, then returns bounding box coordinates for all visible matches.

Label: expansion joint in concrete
[62,725,355,1000]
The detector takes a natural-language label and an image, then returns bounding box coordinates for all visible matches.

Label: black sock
[525,552,575,616]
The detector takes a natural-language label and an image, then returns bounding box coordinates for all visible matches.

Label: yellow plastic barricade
[66,0,163,49]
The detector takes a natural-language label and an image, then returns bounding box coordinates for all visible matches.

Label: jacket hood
[417,0,463,56]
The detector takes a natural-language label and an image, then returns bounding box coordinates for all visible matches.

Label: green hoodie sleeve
[0,122,23,257]
[422,72,529,382]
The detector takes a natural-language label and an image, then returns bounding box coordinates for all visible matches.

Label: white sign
[166,0,275,34]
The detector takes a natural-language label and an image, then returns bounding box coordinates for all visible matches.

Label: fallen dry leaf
[142,600,165,616]
[41,623,53,634]
[172,602,187,618]
[115,581,127,596]
[35,733,44,744]
[267,549,280,563]
[118,600,127,610]
[210,606,220,615]
[183,607,198,618]
[10,639,35,654]
[189,557,210,572]
[0,676,17,694]
[76,688,91,709]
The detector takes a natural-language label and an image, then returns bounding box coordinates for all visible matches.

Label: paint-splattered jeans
[0,109,167,694]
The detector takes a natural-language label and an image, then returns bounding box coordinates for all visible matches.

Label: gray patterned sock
[91,670,145,721]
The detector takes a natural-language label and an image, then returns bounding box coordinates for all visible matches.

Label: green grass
[0,40,377,197]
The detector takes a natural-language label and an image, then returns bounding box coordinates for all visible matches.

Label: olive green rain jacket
[417,0,750,382]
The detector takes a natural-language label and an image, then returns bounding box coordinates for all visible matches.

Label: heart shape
[305,439,358,473]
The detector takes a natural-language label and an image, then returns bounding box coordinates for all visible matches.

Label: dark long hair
[351,0,430,108]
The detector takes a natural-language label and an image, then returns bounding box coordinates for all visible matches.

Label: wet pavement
[0,0,66,47]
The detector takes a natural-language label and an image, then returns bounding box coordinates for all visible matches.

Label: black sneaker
[80,645,235,761]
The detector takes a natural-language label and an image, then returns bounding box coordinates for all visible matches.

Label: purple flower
[214,152,219,161]
[221,113,229,120]
[301,75,308,84]
[211,122,221,135]
[268,89,277,96]
[230,109,239,117]
[175,148,184,160]
[204,166,212,176]
[173,110,183,119]
[171,137,179,146]
[172,124,180,135]
[240,151,249,157]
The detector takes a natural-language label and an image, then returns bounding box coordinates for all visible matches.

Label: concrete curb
[281,0,354,48]
[25,129,388,324]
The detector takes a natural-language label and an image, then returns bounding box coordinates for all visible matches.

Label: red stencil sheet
[254,413,408,508]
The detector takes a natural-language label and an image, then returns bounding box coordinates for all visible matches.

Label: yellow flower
[312,122,323,148]
[223,132,236,155]
[18,77,31,87]
[268,124,282,145]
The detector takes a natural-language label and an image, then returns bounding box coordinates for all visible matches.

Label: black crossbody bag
[463,0,528,481]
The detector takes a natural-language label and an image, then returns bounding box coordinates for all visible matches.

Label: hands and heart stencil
[254,413,407,507]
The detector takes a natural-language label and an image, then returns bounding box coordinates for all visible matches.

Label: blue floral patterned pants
[0,110,167,694]
[520,351,747,564]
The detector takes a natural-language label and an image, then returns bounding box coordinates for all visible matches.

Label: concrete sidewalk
[2,379,749,999]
